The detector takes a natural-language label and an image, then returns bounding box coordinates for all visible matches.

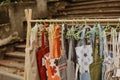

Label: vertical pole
[25,9,32,48]
[24,9,32,80]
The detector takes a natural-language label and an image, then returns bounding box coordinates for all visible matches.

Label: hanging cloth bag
[67,26,76,80]
[44,24,61,80]
[102,30,114,80]
[112,29,120,78]
[25,24,40,80]
[89,24,103,80]
[36,26,49,80]
[115,32,120,77]
[57,24,67,80]
[75,27,93,80]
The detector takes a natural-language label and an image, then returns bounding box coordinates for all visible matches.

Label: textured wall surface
[0,0,48,40]
[0,23,11,39]
[8,2,39,39]
[0,6,9,24]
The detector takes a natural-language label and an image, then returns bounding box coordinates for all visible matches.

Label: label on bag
[42,58,45,66]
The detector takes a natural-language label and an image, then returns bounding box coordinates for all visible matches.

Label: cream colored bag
[25,24,40,80]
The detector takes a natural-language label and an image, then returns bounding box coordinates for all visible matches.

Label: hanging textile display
[67,26,76,80]
[112,29,120,78]
[89,24,103,80]
[44,24,61,80]
[75,27,93,80]
[57,24,67,80]
[25,24,40,80]
[36,25,49,80]
[24,8,120,80]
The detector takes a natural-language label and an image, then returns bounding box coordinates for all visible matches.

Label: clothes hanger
[66,20,77,39]
[103,22,112,38]
[73,19,83,40]
[66,26,72,39]
[82,20,91,39]
[73,30,82,40]
[116,22,120,31]
[37,22,43,37]
[104,22,112,31]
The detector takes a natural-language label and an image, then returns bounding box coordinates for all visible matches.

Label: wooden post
[24,9,32,80]
[25,9,32,48]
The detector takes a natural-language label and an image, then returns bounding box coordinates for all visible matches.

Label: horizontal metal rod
[29,19,120,23]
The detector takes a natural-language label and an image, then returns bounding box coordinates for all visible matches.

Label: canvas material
[76,45,93,80]
[112,29,120,78]
[25,24,40,80]
[67,26,76,80]
[58,24,67,80]
[44,24,61,80]
[89,24,103,80]
[75,27,94,80]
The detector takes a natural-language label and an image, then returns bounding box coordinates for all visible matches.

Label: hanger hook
[84,19,87,26]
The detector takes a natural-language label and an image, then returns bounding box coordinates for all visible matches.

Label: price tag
[42,58,45,66]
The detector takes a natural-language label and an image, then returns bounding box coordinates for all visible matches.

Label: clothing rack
[24,9,120,80]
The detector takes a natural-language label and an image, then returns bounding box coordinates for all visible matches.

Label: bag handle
[116,32,120,67]
[98,24,104,58]
[68,26,75,61]
[41,29,45,48]
[117,32,120,57]
[112,29,117,57]
[103,31,109,59]
[90,23,103,62]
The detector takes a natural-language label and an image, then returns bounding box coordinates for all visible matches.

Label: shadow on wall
[0,6,9,24]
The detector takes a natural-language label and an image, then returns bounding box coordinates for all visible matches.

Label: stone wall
[47,1,68,18]
[0,23,11,39]
[36,0,48,18]
[8,2,39,39]
[0,6,9,24]
[0,0,48,40]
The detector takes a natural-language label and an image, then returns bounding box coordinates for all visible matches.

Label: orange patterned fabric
[45,57,60,80]
[44,24,61,80]
[52,25,61,58]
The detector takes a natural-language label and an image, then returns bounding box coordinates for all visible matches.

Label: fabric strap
[98,24,104,58]
[103,31,109,59]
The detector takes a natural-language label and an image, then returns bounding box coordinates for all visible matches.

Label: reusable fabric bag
[103,30,114,80]
[44,24,61,80]
[112,29,120,79]
[58,24,67,80]
[36,28,49,80]
[67,26,76,80]
[25,24,40,80]
[75,28,93,80]
[90,24,103,80]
